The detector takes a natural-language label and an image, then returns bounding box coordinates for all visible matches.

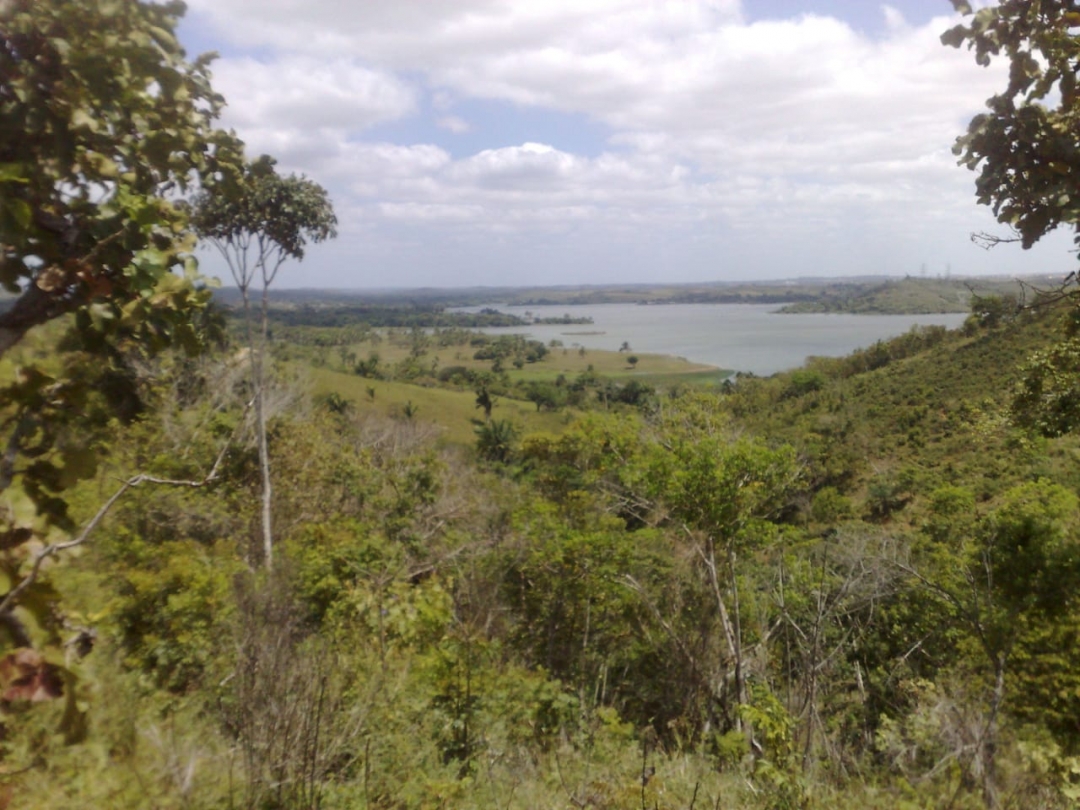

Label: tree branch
[0,228,128,360]
[970,230,1022,251]
[0,414,240,617]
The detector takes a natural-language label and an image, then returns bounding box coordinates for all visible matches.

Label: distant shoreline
[210,274,1042,316]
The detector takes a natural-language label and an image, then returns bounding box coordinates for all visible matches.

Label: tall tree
[645,407,798,726]
[908,481,1080,807]
[192,159,337,568]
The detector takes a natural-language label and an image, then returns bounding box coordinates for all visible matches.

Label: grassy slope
[306,367,574,444]
[344,335,723,379]
[306,339,724,445]
[736,308,1076,515]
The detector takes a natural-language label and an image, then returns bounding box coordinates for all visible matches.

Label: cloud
[211,56,417,133]
[189,0,744,67]
[182,0,1072,286]
[436,115,471,133]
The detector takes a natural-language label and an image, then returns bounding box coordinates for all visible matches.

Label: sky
[177,0,1078,289]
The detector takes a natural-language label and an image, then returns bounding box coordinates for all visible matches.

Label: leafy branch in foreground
[0,401,248,643]
[0,0,243,665]
[944,1,1080,257]
[0,0,241,358]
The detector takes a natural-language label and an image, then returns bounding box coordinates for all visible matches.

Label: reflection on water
[458,303,968,376]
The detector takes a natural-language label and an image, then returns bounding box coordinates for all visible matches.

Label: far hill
[774,275,1052,314]
[211,275,1065,315]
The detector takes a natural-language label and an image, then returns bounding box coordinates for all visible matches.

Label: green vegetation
[7,3,1080,809]
[216,275,1063,315]
[8,284,1080,809]
[776,276,1029,314]
[943,0,1080,257]
[243,304,590,329]
[193,152,338,569]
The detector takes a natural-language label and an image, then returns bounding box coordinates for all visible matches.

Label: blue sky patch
[746,0,950,35]
[366,96,613,159]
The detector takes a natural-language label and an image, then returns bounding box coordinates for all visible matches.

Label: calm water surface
[462,303,968,376]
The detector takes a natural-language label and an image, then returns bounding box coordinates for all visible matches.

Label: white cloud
[882,5,909,31]
[189,0,744,66]
[211,56,416,132]
[182,0,1074,285]
[436,115,471,133]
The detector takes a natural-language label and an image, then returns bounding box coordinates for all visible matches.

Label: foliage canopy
[944,0,1080,255]
[191,155,337,284]
[0,0,241,357]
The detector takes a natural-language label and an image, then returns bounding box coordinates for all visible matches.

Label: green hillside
[215,274,1060,314]
[776,276,1043,314]
[729,307,1069,504]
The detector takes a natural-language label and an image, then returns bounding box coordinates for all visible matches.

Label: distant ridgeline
[221,303,592,329]
[208,275,1061,321]
[513,290,811,306]
[776,276,1042,315]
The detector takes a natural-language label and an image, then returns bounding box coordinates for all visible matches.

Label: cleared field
[332,334,726,383]
[302,337,726,446]
[306,366,577,445]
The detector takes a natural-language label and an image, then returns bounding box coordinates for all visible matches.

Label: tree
[640,396,799,729]
[662,441,796,724]
[474,383,495,419]
[525,381,565,412]
[943,1,1080,257]
[474,418,519,465]
[945,3,1080,439]
[627,355,639,369]
[0,0,239,357]
[0,0,239,651]
[192,157,337,568]
[906,481,1080,806]
[975,293,1019,327]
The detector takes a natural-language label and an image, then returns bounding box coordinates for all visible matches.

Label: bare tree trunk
[257,284,273,569]
[727,545,748,710]
[799,547,829,770]
[238,281,272,569]
[701,538,743,729]
[977,653,1006,810]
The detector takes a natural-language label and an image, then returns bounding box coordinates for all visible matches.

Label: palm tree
[474,419,519,464]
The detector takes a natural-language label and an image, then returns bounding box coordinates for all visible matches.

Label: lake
[461,303,969,376]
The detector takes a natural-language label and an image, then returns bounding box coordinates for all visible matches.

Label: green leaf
[71,108,99,132]
[941,24,967,49]
[0,163,28,183]
[59,445,98,487]
[4,199,32,231]
[47,37,71,57]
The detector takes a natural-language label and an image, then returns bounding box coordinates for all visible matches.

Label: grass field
[329,333,726,381]
[303,337,727,445]
[1,320,724,452]
[306,366,577,445]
